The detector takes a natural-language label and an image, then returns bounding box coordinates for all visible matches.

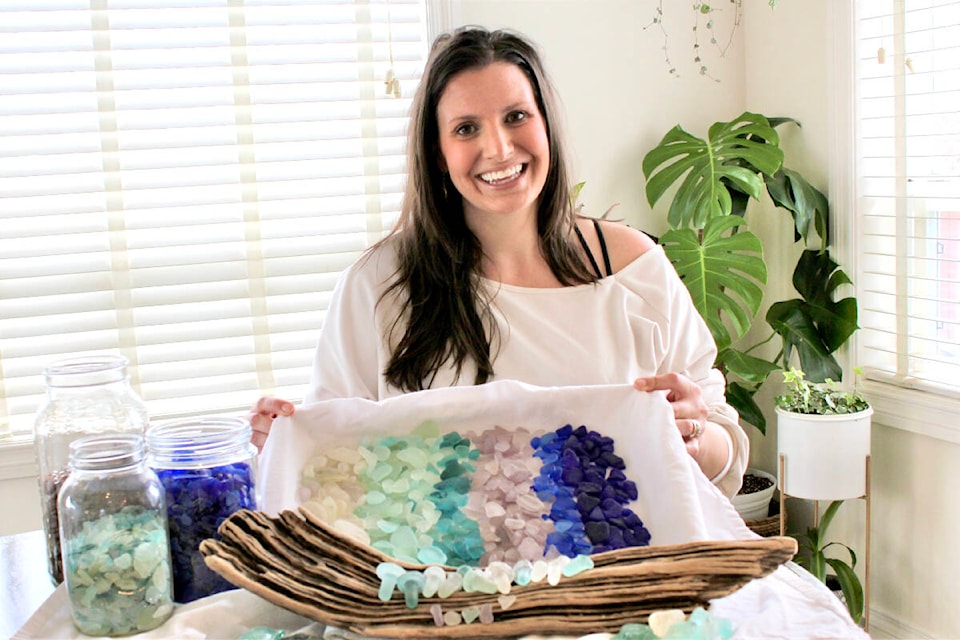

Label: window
[0,0,440,442]
[854,1,960,406]
[857,0,960,393]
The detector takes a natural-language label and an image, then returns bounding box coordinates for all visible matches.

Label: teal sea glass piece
[236,628,286,640]
[397,570,426,608]
[611,623,657,640]
[562,554,595,577]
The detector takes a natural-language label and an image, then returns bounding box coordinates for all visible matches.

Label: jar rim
[146,416,253,464]
[69,433,145,470]
[44,354,129,388]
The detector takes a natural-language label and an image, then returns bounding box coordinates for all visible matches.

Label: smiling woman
[0,1,434,441]
[249,26,750,501]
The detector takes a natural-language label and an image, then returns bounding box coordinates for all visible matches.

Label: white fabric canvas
[260,380,751,548]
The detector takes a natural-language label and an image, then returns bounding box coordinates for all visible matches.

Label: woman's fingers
[248,397,295,453]
[634,373,708,442]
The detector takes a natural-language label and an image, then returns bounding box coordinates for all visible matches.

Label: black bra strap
[574,223,603,279]
[593,218,612,277]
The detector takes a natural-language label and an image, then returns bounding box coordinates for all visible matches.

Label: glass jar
[58,433,174,636]
[146,416,258,603]
[34,354,149,584]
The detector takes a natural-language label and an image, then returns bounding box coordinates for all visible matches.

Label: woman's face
[435,61,549,224]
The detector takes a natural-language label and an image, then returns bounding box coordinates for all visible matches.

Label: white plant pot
[731,468,777,521]
[776,406,873,501]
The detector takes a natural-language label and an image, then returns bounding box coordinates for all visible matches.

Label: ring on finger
[690,420,704,439]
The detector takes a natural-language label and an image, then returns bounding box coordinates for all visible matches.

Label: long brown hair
[379,26,598,392]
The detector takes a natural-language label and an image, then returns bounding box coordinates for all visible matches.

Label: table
[0,530,57,639]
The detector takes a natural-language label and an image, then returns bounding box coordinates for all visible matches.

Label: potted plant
[642,111,859,435]
[730,467,776,522]
[794,498,865,625]
[641,111,860,523]
[774,368,871,628]
[775,368,872,501]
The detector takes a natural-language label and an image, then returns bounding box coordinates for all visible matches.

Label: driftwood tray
[200,507,798,639]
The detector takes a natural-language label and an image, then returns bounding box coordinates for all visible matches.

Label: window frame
[830,0,960,445]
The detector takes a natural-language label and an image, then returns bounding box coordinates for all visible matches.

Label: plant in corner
[641,111,860,436]
[643,112,868,621]
[793,498,865,625]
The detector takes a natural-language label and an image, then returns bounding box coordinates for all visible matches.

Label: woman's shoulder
[590,218,658,273]
[343,235,401,286]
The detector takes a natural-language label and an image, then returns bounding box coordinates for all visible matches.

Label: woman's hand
[633,373,728,479]
[248,397,295,453]
[634,372,707,453]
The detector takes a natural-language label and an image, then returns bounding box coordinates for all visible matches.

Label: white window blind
[856,0,960,397]
[0,0,432,441]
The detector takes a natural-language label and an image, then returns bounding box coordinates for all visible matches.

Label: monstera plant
[642,112,859,434]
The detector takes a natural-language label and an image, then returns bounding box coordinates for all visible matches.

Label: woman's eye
[506,111,528,124]
[454,123,476,136]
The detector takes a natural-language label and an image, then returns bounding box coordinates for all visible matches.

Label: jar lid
[44,354,129,388]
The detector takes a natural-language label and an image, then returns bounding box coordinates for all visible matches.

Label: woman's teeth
[480,165,523,184]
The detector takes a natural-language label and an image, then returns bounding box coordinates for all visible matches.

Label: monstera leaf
[643,112,785,229]
[766,250,859,382]
[660,216,767,351]
[716,345,782,434]
[643,111,861,437]
[765,168,830,247]
[717,347,782,385]
[724,380,767,435]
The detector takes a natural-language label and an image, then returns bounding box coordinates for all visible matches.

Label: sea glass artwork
[298,421,652,568]
[204,383,794,638]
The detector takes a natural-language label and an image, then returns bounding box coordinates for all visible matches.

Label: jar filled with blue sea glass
[34,354,149,585]
[58,433,174,636]
[146,416,258,603]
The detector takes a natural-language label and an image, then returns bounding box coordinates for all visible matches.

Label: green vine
[643,1,778,80]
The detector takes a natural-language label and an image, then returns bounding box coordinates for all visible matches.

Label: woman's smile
[479,163,526,186]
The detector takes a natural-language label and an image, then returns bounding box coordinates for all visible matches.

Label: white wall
[0,442,42,535]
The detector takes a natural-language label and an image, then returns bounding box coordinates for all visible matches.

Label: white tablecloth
[15,564,868,640]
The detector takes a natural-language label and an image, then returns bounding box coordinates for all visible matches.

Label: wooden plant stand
[779,453,871,632]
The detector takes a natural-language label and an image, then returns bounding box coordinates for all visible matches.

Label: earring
[441,173,448,199]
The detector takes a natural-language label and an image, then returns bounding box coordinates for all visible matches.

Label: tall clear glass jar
[34,354,149,584]
[58,433,174,636]
[146,416,258,603]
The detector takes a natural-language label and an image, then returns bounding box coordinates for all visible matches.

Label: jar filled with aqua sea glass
[146,416,258,603]
[34,354,149,584]
[58,433,174,636]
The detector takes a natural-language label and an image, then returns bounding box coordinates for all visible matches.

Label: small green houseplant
[774,366,872,502]
[642,112,860,435]
[775,367,870,415]
[794,498,865,625]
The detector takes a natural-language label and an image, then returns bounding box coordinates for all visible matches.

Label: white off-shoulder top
[304,237,748,498]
